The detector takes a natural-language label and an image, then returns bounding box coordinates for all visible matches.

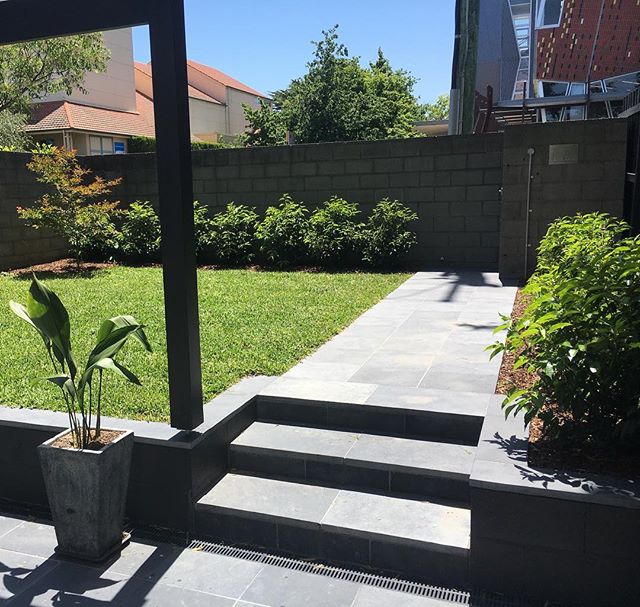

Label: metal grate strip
[128,527,570,607]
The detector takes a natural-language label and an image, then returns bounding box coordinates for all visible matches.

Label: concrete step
[256,378,489,445]
[230,422,474,504]
[195,473,470,588]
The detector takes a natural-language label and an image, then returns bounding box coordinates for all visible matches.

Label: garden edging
[470,395,640,606]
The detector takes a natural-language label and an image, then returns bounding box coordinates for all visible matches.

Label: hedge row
[86,195,418,269]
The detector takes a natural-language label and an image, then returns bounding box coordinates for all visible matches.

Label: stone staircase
[194,380,491,589]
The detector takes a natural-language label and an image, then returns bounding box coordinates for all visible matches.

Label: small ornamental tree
[18,147,121,261]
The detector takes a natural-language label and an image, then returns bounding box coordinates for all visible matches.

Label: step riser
[256,396,482,446]
[195,508,469,589]
[229,447,470,505]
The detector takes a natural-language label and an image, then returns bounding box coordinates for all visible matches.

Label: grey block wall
[82,134,505,269]
[499,118,628,280]
[0,120,630,274]
[0,153,67,271]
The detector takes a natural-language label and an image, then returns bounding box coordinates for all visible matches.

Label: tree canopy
[243,27,425,146]
[0,34,110,115]
[422,94,450,121]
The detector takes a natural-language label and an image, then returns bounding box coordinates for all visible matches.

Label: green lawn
[0,266,408,422]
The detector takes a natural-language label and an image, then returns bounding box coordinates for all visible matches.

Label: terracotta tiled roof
[187,59,267,98]
[134,61,222,104]
[27,94,156,137]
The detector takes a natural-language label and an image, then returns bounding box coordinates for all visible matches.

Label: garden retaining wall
[0,120,629,278]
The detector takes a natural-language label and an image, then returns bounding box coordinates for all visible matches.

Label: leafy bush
[210,203,259,265]
[534,212,628,282]
[306,196,360,266]
[128,136,231,153]
[360,199,417,267]
[193,201,215,257]
[256,195,310,267]
[120,202,161,261]
[17,147,121,261]
[490,214,640,446]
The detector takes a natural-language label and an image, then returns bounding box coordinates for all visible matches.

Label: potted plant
[10,276,151,562]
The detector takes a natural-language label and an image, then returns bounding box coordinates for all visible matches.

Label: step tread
[258,377,490,418]
[232,422,474,479]
[197,474,470,552]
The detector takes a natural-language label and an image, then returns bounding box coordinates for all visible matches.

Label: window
[541,81,569,97]
[536,0,564,29]
[89,136,114,156]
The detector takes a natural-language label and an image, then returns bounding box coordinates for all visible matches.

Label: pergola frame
[0,0,204,430]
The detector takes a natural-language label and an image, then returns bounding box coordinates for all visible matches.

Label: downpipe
[523,147,535,281]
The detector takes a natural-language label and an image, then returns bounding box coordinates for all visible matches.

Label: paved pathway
[285,271,516,395]
[0,514,457,606]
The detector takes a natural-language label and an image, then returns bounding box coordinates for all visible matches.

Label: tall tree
[0,34,110,115]
[422,93,450,121]
[243,27,424,145]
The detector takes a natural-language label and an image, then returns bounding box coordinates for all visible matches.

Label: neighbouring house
[450,0,640,133]
[26,28,269,154]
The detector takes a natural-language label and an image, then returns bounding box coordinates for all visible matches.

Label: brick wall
[0,153,67,271]
[499,118,628,280]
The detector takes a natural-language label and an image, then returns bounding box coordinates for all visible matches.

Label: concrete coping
[471,395,640,509]
[0,375,275,450]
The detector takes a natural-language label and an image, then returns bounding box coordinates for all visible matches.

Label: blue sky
[132,0,455,105]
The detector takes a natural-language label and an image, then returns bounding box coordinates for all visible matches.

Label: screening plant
[489,213,640,445]
[210,203,259,265]
[306,196,360,266]
[10,276,151,449]
[360,198,418,267]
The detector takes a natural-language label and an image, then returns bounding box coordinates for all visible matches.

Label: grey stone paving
[0,515,460,606]
[285,271,516,394]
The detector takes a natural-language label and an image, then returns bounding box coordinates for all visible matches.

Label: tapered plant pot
[38,428,134,562]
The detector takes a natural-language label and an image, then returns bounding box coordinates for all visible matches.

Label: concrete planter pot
[38,428,134,562]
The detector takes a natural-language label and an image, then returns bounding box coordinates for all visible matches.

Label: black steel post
[149,0,204,430]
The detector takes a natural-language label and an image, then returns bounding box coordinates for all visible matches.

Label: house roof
[134,61,222,104]
[27,93,156,138]
[187,59,267,98]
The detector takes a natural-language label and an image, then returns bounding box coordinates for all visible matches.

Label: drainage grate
[128,527,569,607]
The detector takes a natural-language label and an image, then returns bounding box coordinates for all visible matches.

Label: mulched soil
[8,258,114,278]
[52,429,125,451]
[496,289,640,479]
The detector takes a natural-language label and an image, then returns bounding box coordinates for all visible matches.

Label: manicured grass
[0,266,408,422]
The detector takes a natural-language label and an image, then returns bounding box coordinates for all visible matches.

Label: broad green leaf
[26,277,77,378]
[93,358,141,386]
[47,374,77,400]
[96,315,152,352]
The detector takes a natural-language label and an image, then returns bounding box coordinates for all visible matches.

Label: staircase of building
[194,381,487,589]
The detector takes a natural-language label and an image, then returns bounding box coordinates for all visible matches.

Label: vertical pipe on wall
[523,147,535,280]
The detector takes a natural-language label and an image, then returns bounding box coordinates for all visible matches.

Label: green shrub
[360,199,417,267]
[128,136,157,153]
[210,203,259,265]
[120,202,161,261]
[129,136,231,153]
[193,201,216,257]
[534,212,628,283]
[306,197,360,266]
[256,195,310,267]
[490,214,640,446]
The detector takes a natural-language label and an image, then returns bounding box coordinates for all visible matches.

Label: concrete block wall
[83,134,505,268]
[0,153,67,271]
[499,118,628,280]
[0,120,629,274]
